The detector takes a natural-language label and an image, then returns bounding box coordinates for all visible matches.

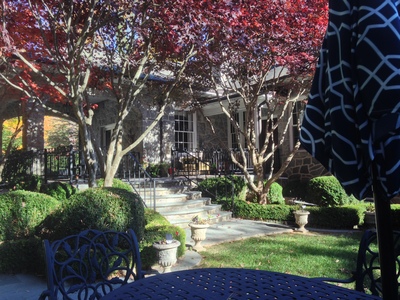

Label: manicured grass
[196,231,363,288]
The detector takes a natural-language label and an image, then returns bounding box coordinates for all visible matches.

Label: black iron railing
[170,148,254,177]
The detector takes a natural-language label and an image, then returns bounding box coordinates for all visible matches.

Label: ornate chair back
[39,229,143,300]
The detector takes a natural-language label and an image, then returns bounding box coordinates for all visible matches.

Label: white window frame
[174,111,197,151]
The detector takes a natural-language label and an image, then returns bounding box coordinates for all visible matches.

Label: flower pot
[189,223,209,251]
[153,240,181,273]
[293,210,310,232]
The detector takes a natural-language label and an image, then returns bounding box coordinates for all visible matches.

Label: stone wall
[92,99,176,164]
[285,150,330,182]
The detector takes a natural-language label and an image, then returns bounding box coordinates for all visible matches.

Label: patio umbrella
[300,0,400,298]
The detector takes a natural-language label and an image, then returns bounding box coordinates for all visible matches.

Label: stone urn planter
[293,210,310,232]
[189,223,210,251]
[153,239,181,273]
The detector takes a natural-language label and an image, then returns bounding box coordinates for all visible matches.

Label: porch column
[22,99,45,151]
[22,99,45,176]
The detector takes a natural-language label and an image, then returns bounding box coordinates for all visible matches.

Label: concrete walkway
[0,219,294,300]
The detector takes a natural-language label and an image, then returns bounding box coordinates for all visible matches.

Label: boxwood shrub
[268,182,285,204]
[305,176,351,207]
[0,237,44,274]
[232,200,364,229]
[97,178,133,192]
[0,191,60,274]
[306,205,361,229]
[233,200,294,222]
[198,176,247,201]
[36,187,145,241]
[39,181,77,201]
[0,190,60,241]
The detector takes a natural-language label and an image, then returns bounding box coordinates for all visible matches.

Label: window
[101,124,115,150]
[175,112,195,151]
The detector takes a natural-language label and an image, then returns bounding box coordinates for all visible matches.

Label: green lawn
[196,231,363,289]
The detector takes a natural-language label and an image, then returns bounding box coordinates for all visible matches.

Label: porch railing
[122,152,156,211]
[170,148,254,177]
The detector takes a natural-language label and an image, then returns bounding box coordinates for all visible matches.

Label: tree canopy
[0,0,328,193]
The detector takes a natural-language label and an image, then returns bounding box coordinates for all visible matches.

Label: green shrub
[97,178,133,191]
[198,176,247,201]
[232,199,363,229]
[391,205,400,230]
[268,182,285,204]
[147,163,170,177]
[36,187,145,241]
[40,181,76,201]
[0,190,60,241]
[140,209,186,270]
[307,205,361,229]
[233,200,293,222]
[245,181,284,204]
[1,150,43,191]
[305,176,350,207]
[0,237,44,274]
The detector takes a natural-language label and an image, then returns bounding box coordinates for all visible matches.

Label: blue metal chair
[39,229,144,300]
[313,229,400,296]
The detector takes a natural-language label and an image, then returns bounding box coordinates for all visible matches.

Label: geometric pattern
[300,0,400,201]
[101,268,381,299]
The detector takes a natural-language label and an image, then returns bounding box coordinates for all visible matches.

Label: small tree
[0,0,210,187]
[185,0,328,204]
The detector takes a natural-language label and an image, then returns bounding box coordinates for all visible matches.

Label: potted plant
[364,203,376,228]
[188,215,211,251]
[152,233,181,273]
[293,205,310,232]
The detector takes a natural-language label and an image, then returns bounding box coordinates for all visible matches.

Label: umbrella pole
[372,164,398,299]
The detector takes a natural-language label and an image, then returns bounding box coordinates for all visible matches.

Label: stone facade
[11,96,329,183]
[92,99,176,164]
[285,150,330,182]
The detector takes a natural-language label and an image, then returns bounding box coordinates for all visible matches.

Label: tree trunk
[80,129,99,188]
[104,153,123,187]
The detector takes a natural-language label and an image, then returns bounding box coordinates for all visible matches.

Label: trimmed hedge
[232,200,365,229]
[36,187,145,241]
[233,200,294,222]
[306,205,361,229]
[0,190,60,241]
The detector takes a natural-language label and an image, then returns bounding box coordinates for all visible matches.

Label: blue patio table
[100,268,380,300]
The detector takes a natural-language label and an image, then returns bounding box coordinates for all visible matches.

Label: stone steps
[129,178,232,228]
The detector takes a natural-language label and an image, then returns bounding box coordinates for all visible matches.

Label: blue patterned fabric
[300,0,400,201]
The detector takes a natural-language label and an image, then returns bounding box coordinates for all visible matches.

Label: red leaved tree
[0,0,211,186]
[185,0,328,203]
